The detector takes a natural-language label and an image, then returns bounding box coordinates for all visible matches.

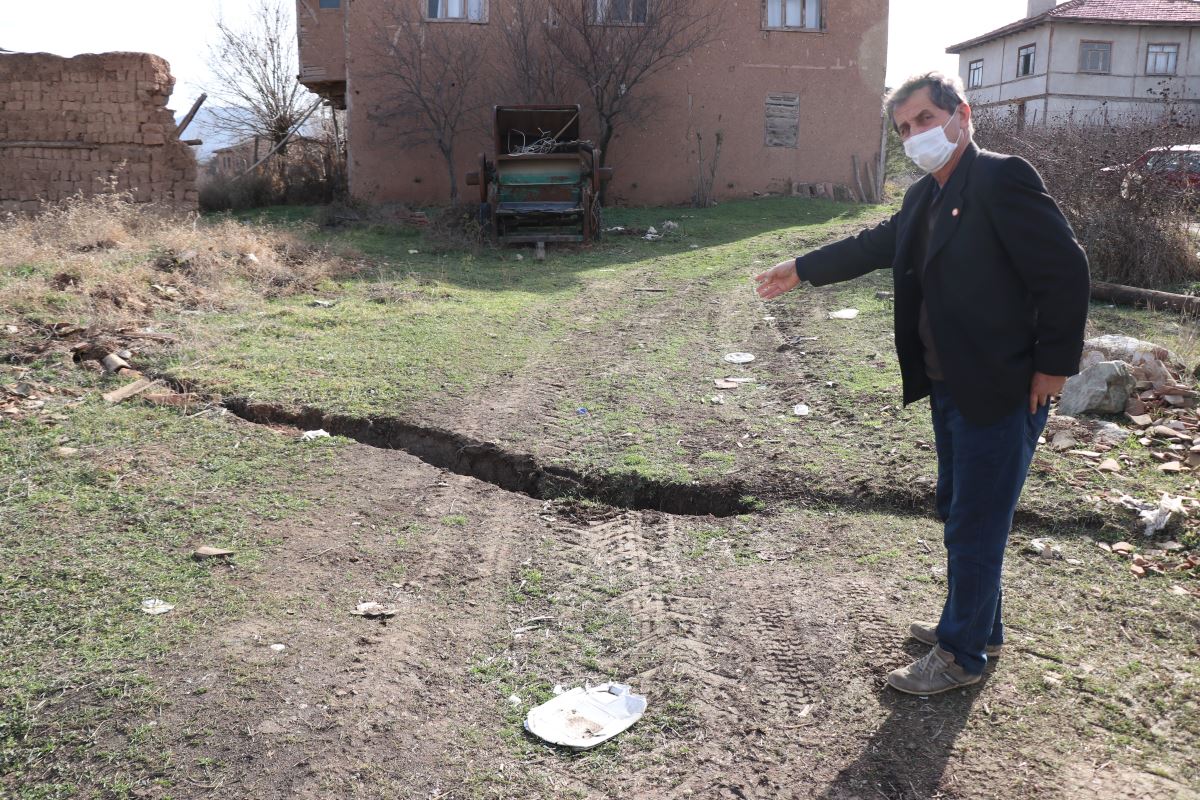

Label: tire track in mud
[548,510,740,713]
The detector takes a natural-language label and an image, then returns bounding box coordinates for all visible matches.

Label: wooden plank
[102,378,156,404]
[174,93,208,138]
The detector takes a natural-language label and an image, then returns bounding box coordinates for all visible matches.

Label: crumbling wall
[0,52,198,214]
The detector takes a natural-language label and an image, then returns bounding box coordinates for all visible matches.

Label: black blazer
[795,143,1091,425]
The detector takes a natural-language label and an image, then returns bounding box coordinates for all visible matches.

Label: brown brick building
[296,0,889,206]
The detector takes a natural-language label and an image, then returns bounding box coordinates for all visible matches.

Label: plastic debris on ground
[524,682,647,750]
[350,602,399,618]
[828,309,860,320]
[141,598,174,615]
[793,404,811,417]
[1105,492,1191,535]
[724,352,755,364]
[301,429,331,442]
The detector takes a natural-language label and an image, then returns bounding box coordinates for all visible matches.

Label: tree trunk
[444,145,459,205]
[1091,280,1200,315]
[596,121,615,205]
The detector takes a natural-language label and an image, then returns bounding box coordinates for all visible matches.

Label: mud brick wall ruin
[0,52,198,213]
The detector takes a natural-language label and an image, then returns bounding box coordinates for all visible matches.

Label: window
[594,0,647,24]
[1078,41,1112,73]
[426,0,486,21]
[764,0,822,30]
[968,59,984,89]
[318,0,340,7]
[1147,43,1179,75]
[1017,44,1036,77]
[764,93,800,148]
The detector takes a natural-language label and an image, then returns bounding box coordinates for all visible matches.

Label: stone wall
[0,51,198,214]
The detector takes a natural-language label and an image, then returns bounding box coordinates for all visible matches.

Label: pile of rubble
[3,319,201,410]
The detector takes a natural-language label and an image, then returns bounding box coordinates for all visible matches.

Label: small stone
[269,643,287,652]
[1098,459,1121,473]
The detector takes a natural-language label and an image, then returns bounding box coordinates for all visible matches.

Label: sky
[2,0,1040,114]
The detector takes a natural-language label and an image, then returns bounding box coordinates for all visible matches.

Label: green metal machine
[466,105,613,245]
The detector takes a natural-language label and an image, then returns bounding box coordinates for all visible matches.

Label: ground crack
[220,397,753,517]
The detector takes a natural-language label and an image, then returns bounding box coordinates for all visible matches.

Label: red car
[1109,144,1200,201]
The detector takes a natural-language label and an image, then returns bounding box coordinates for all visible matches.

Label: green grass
[161,197,883,421]
[0,399,340,795]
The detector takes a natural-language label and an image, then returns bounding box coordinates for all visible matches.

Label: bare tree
[366,4,487,204]
[205,0,316,184]
[495,0,569,103]
[543,0,724,174]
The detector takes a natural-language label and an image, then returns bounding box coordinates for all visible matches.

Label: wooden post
[174,93,208,138]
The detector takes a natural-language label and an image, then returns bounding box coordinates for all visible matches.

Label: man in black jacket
[754,73,1090,695]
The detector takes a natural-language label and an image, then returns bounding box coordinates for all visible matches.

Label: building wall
[336,0,888,207]
[958,21,1200,124]
[297,0,347,96]
[0,51,198,214]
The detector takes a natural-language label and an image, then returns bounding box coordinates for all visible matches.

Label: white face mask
[903,106,962,173]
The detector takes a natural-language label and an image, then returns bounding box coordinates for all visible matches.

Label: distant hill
[174,106,248,161]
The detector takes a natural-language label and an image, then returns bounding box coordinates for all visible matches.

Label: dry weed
[0,193,354,324]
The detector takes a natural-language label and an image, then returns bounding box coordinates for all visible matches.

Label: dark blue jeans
[930,382,1047,675]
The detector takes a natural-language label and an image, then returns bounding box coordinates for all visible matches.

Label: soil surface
[132,416,1198,799]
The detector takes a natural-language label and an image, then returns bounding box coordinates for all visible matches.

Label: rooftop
[947,0,1200,53]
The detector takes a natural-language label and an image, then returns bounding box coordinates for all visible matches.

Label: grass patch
[0,400,339,795]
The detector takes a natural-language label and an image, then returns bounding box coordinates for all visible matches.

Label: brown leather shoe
[909,622,1002,658]
[888,645,982,695]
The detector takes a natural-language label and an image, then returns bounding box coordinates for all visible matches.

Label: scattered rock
[1098,459,1122,473]
[1081,335,1183,372]
[193,546,234,560]
[269,643,287,652]
[828,308,859,320]
[1028,538,1063,559]
[1058,361,1137,416]
[792,404,811,417]
[1050,431,1078,451]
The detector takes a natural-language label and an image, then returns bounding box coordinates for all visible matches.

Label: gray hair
[885,72,967,132]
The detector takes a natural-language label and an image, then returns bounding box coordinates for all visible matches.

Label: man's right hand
[754,259,802,300]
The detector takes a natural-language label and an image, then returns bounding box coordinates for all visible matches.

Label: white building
[947,0,1200,125]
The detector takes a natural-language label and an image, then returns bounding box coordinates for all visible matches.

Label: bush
[973,106,1199,290]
